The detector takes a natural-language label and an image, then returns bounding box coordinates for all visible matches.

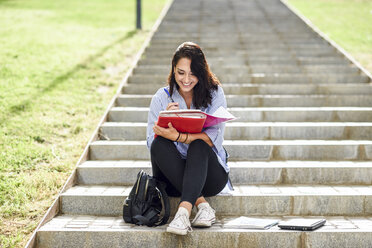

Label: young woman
[146,42,232,235]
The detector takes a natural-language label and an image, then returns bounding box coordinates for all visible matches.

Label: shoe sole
[166,226,188,235]
[192,218,216,227]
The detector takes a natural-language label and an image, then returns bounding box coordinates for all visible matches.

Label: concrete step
[145,47,336,57]
[137,57,350,66]
[151,35,323,40]
[122,83,372,95]
[116,94,372,107]
[143,49,338,58]
[147,49,338,56]
[225,122,372,140]
[89,140,372,161]
[59,184,372,216]
[99,122,372,141]
[128,74,368,84]
[148,38,326,45]
[152,31,317,37]
[133,64,359,74]
[108,107,372,122]
[147,39,330,45]
[146,43,332,50]
[148,37,325,42]
[77,160,372,186]
[151,33,318,39]
[37,215,372,248]
[152,30,316,34]
[147,38,327,44]
[219,30,320,35]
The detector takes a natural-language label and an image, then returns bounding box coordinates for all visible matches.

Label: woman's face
[174,57,198,95]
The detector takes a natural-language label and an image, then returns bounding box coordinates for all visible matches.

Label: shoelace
[192,206,215,223]
[172,213,193,232]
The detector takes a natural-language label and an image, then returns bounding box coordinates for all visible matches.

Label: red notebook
[156,107,236,133]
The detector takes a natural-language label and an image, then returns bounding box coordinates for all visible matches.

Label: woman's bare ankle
[195,197,207,208]
[179,201,192,216]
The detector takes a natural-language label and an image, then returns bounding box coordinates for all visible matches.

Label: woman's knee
[187,139,212,157]
[186,139,211,170]
[189,139,209,149]
[203,178,228,197]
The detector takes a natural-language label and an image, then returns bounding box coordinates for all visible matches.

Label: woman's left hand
[153,122,179,141]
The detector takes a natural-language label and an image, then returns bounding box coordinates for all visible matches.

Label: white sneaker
[192,202,216,227]
[166,207,192,235]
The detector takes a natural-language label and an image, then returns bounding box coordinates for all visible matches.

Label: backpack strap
[156,180,170,226]
[132,207,160,226]
[123,170,144,224]
[122,198,132,223]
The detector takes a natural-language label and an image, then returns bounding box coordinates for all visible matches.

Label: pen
[164,88,174,102]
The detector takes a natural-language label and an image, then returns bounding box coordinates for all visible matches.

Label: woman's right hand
[153,122,179,141]
[166,102,179,110]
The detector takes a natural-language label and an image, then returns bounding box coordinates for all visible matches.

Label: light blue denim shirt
[146,85,230,175]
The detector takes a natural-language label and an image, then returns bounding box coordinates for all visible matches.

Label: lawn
[0,0,167,247]
[287,0,372,73]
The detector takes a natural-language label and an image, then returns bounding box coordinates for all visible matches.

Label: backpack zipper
[135,170,144,195]
[144,178,149,200]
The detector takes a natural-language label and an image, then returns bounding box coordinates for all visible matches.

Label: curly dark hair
[168,42,221,109]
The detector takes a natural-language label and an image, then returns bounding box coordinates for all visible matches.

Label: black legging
[150,136,228,206]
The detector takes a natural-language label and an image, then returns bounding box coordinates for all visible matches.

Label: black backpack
[123,170,170,226]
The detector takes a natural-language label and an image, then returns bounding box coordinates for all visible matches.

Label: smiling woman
[146,42,233,236]
[168,42,221,109]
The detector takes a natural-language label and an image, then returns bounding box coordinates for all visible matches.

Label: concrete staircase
[33,0,372,247]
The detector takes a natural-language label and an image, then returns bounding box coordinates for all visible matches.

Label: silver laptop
[278,218,326,231]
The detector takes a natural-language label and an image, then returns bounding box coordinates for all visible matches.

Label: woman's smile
[181,81,192,86]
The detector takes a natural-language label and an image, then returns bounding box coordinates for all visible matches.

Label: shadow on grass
[1,30,137,125]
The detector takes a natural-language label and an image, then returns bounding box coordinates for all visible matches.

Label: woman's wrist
[175,132,181,142]
[175,133,191,144]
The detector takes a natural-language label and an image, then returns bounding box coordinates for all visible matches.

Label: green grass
[287,0,372,73]
[0,0,167,247]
